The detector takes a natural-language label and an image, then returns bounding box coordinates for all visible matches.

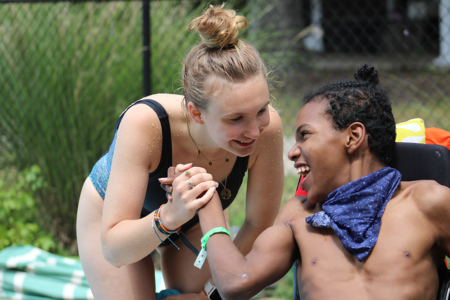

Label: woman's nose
[247,111,270,139]
[245,120,261,139]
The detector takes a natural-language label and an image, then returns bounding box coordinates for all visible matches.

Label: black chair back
[389,143,450,188]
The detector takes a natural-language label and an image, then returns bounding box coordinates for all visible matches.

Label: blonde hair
[182,4,267,111]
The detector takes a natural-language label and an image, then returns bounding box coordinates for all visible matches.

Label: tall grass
[0,2,144,250]
[150,1,204,93]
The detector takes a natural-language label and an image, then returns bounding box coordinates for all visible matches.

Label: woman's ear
[187,102,204,125]
[346,122,366,154]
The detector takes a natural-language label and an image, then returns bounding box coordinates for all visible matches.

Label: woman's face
[201,75,271,157]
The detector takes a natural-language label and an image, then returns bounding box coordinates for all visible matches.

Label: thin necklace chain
[186,120,231,200]
[187,122,229,164]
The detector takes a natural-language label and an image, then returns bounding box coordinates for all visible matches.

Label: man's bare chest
[291,201,439,299]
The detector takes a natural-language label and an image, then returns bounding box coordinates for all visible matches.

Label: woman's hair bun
[354,64,379,85]
[188,4,247,49]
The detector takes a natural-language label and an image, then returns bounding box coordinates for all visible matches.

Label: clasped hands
[158,163,219,231]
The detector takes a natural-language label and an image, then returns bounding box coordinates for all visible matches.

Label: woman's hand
[158,164,218,230]
[159,163,192,202]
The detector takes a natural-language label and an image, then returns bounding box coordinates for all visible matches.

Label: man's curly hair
[303,64,396,165]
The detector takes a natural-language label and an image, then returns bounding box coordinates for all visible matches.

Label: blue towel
[306,167,402,261]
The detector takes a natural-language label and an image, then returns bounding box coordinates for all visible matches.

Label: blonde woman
[76,4,284,300]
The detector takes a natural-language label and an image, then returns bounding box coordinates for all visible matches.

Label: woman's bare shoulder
[121,94,185,130]
[119,102,161,133]
[115,101,169,172]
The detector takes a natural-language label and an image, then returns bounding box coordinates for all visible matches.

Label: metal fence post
[143,0,151,96]
[434,0,450,66]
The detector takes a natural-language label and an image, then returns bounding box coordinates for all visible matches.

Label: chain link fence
[255,0,450,136]
[0,0,449,251]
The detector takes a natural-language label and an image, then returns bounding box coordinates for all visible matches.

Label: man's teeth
[297,165,310,176]
[238,140,252,143]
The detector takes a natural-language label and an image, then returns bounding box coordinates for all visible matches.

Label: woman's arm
[100,104,216,268]
[233,107,285,255]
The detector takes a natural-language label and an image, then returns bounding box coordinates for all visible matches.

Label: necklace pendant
[220,188,232,200]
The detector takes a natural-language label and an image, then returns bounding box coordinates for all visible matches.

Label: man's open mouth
[296,164,310,177]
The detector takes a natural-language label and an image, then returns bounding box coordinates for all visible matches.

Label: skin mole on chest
[311,258,318,265]
[403,250,412,258]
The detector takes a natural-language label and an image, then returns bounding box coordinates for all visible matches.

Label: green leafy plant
[0,166,56,252]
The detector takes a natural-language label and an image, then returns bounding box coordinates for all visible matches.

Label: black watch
[204,279,222,300]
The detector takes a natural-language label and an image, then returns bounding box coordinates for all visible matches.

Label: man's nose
[288,144,301,161]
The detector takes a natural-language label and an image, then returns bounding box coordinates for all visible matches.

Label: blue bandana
[305,167,402,261]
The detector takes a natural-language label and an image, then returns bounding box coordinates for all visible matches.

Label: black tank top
[115,99,249,244]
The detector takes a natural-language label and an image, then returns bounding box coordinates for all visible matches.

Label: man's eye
[230,117,242,122]
[301,131,309,138]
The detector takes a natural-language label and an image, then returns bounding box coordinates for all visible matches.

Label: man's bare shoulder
[399,180,450,235]
[275,196,320,226]
[400,180,450,213]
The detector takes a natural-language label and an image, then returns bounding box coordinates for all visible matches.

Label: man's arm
[198,193,298,300]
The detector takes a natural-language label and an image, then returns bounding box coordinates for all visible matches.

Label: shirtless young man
[192,64,450,300]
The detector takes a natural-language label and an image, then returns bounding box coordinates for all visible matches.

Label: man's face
[288,99,348,204]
